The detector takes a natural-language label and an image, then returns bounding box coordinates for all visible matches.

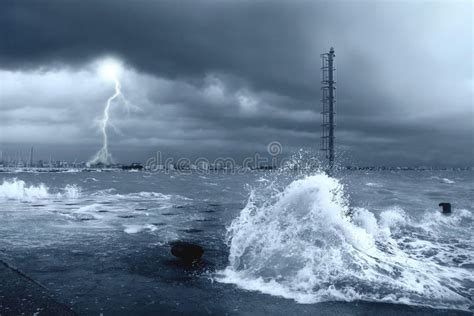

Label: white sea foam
[419,208,472,232]
[380,207,407,228]
[135,192,174,199]
[217,173,473,310]
[84,177,99,182]
[124,224,157,234]
[442,178,455,184]
[365,182,382,187]
[0,178,82,201]
[91,189,190,201]
[0,178,50,200]
[430,176,456,184]
[61,184,82,199]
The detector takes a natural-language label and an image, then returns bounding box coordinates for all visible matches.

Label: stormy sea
[0,168,472,315]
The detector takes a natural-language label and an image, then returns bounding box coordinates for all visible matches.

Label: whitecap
[442,178,455,184]
[0,178,82,201]
[0,178,50,200]
[124,224,157,234]
[365,182,382,187]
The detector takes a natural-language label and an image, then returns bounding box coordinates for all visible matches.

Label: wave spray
[217,172,472,310]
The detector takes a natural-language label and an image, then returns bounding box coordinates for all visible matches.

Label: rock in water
[170,241,204,261]
[439,202,451,214]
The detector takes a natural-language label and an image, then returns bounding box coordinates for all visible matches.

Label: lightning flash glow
[88,58,124,166]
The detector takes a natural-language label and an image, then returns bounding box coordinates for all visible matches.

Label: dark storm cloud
[0,0,322,97]
[0,0,472,165]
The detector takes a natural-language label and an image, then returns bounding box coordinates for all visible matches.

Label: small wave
[130,191,191,201]
[419,208,472,231]
[62,168,81,173]
[92,188,117,196]
[365,182,382,187]
[124,224,157,234]
[61,184,81,199]
[135,192,174,199]
[91,189,190,201]
[442,178,455,184]
[380,207,407,229]
[84,177,99,182]
[430,176,456,184]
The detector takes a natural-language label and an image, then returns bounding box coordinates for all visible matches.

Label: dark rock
[170,241,204,262]
[180,228,204,234]
[439,202,451,214]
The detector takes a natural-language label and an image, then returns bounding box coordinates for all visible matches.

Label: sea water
[0,169,472,314]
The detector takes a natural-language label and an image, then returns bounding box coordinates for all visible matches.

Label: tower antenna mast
[321,47,336,170]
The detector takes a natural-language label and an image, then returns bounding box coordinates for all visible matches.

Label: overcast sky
[0,0,472,166]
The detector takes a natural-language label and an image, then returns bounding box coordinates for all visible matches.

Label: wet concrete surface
[0,260,75,315]
[0,240,471,315]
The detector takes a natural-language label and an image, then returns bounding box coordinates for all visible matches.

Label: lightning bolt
[87,59,126,167]
[87,58,140,167]
[88,77,121,166]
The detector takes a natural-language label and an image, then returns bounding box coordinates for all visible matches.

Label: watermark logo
[267,141,282,156]
[145,141,285,174]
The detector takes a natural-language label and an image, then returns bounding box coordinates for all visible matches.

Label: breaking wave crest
[0,178,81,200]
[0,178,188,202]
[218,173,473,310]
[91,189,190,201]
[0,178,50,200]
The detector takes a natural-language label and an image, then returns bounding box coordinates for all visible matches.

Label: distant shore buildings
[0,157,471,173]
[0,149,472,172]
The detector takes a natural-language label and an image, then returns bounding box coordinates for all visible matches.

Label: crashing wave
[0,178,81,200]
[217,173,472,310]
[0,178,50,200]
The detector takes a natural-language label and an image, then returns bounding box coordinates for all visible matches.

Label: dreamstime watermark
[145,141,293,175]
[144,141,322,175]
[266,141,283,156]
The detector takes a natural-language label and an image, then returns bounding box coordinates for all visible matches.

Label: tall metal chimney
[321,47,336,169]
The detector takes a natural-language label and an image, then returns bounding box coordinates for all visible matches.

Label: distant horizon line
[0,162,472,171]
